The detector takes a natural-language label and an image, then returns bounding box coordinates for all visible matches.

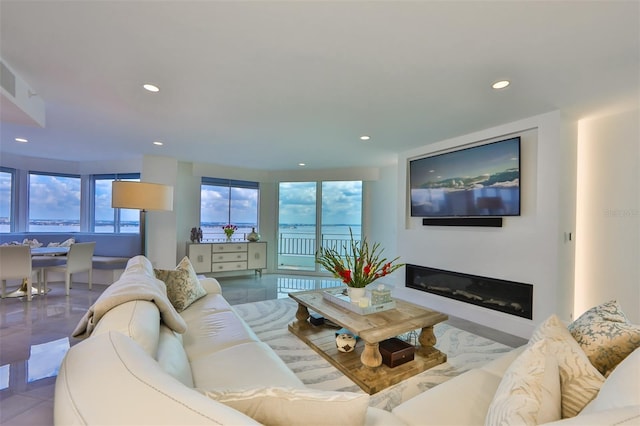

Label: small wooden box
[379,338,415,368]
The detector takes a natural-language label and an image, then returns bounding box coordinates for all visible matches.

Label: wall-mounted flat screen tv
[410,136,521,217]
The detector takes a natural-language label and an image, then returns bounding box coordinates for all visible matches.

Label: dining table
[5,246,70,298]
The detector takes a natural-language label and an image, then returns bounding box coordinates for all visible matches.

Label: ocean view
[1,222,361,240]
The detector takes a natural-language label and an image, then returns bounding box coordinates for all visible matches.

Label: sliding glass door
[277,181,362,272]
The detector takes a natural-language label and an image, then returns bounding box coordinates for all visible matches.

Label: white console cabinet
[187,242,267,275]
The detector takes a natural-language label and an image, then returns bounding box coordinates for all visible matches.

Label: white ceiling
[0,1,638,171]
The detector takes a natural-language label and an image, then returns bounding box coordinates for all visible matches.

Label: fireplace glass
[406,264,533,319]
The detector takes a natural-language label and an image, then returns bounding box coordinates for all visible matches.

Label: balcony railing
[278,233,356,256]
[277,233,359,270]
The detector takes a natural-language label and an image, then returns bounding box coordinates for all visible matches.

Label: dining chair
[45,242,96,296]
[31,255,66,294]
[0,246,33,301]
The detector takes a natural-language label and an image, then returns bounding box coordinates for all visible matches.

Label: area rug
[233,297,514,410]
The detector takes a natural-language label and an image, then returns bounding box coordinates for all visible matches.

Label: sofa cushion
[392,368,503,426]
[530,314,606,418]
[179,293,234,325]
[55,331,261,425]
[485,339,561,425]
[157,325,194,388]
[202,387,370,426]
[542,406,640,425]
[154,257,206,312]
[581,346,640,414]
[568,300,640,376]
[191,341,304,390]
[91,300,160,357]
[182,309,259,359]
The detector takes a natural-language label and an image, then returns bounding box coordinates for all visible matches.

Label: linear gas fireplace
[406,264,533,319]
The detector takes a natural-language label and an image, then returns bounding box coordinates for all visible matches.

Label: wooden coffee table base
[288,320,447,394]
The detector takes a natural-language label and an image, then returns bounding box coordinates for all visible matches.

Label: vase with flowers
[222,224,238,241]
[316,229,404,303]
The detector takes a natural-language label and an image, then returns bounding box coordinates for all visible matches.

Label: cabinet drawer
[213,252,248,262]
[212,243,247,253]
[212,261,248,272]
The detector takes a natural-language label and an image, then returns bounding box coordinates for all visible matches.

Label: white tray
[322,287,396,315]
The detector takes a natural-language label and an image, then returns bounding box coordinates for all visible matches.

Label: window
[200,178,259,241]
[93,174,140,233]
[28,172,81,232]
[0,168,14,232]
[277,181,362,271]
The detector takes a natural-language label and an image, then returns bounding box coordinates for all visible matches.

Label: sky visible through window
[1,174,363,235]
[0,171,11,231]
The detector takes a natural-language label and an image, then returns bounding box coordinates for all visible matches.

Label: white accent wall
[575,107,639,323]
[392,111,577,339]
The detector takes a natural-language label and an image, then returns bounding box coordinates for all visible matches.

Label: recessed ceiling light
[492,80,510,90]
[153,141,164,146]
[15,137,28,143]
[360,135,371,141]
[298,163,306,167]
[143,83,160,92]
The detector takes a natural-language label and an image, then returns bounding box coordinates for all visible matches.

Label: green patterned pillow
[154,257,206,312]
[568,300,640,376]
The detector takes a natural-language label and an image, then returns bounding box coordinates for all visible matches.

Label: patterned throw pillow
[485,339,561,426]
[530,315,606,418]
[154,257,206,312]
[568,300,640,376]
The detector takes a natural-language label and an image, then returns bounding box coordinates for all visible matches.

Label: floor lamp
[111,181,174,256]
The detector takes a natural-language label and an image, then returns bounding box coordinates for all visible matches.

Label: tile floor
[0,273,526,425]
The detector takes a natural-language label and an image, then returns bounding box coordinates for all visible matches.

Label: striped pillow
[485,338,561,425]
[530,315,606,418]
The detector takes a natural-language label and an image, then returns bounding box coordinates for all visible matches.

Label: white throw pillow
[485,339,562,426]
[201,387,370,426]
[530,315,606,418]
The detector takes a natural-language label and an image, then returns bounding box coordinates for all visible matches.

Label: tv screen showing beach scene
[410,137,520,217]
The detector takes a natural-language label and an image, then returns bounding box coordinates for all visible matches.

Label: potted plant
[316,229,404,301]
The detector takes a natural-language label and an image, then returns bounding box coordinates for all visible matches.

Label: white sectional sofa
[55,255,640,425]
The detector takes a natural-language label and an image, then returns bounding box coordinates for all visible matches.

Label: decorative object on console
[189,227,203,243]
[222,224,238,241]
[315,228,404,292]
[247,227,261,242]
[111,180,174,256]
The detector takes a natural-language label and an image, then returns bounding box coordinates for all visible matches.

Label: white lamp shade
[111,181,173,211]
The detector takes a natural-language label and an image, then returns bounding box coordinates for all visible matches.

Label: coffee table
[288,288,448,394]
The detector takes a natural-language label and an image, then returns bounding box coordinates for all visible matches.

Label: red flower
[364,264,371,275]
[339,270,352,283]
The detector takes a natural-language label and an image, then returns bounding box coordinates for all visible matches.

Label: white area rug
[233,297,514,410]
